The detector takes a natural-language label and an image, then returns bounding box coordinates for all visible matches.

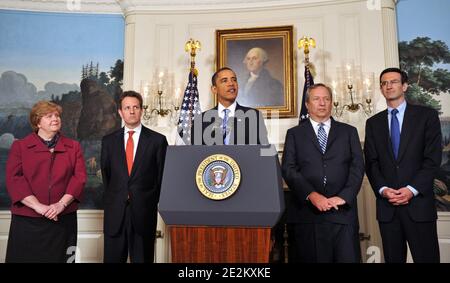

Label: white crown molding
[0,0,123,14]
[0,0,373,14]
[119,0,363,15]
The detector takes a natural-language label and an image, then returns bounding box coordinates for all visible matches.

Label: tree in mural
[399,37,450,211]
[107,59,124,105]
[109,59,123,86]
[399,37,450,113]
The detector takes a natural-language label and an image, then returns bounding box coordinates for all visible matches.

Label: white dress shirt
[309,117,331,137]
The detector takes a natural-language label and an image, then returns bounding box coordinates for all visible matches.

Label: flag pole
[297,36,316,123]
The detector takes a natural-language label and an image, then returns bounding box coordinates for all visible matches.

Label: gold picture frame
[216,25,296,118]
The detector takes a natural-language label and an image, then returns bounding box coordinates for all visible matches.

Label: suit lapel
[378,109,396,162]
[232,104,245,144]
[397,104,414,162]
[327,118,339,150]
[116,128,129,178]
[130,126,149,178]
[206,106,219,141]
[304,121,323,153]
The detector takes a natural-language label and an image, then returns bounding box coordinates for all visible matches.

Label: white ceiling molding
[0,0,366,14]
[0,0,122,14]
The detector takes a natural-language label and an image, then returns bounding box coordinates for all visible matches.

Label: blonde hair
[29,100,62,132]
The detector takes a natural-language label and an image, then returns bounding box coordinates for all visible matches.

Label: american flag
[299,64,314,124]
[176,70,201,145]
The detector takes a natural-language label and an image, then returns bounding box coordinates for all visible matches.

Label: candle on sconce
[345,63,353,87]
[143,85,149,105]
[175,87,181,105]
[158,71,164,92]
[363,76,374,100]
[363,78,371,92]
[141,81,150,106]
[331,80,338,102]
[331,80,337,95]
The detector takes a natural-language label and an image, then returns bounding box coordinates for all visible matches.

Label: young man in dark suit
[364,68,442,263]
[281,83,364,262]
[191,67,269,145]
[101,91,168,263]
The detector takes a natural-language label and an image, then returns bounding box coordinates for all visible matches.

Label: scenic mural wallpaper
[397,0,450,211]
[0,10,125,209]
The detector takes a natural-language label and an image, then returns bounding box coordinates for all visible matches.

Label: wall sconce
[141,70,182,125]
[332,62,373,117]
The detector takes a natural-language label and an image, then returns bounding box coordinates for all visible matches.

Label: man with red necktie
[101,91,168,263]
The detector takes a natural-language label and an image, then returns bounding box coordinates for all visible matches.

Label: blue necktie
[391,108,400,159]
[318,123,328,186]
[317,123,327,154]
[222,109,229,145]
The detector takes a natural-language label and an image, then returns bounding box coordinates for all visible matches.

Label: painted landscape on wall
[0,10,125,209]
[397,0,450,211]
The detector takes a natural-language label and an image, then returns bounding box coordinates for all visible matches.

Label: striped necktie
[222,109,229,145]
[317,123,327,154]
[318,123,328,186]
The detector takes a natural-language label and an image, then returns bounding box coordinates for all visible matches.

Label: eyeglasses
[122,105,141,111]
[380,80,402,87]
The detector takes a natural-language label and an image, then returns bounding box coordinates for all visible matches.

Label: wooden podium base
[170,226,271,263]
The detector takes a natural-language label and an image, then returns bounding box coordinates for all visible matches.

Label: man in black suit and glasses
[364,67,442,263]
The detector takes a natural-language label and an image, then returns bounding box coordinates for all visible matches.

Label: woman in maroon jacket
[5,101,86,262]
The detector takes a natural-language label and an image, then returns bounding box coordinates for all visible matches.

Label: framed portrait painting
[216,25,296,118]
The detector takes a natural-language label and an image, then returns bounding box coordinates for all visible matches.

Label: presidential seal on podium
[196,154,241,200]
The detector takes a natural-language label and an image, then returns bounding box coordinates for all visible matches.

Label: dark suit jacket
[101,126,167,237]
[191,103,269,145]
[282,118,364,225]
[238,68,284,107]
[364,103,442,222]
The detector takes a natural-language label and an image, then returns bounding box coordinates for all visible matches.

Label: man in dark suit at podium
[192,67,269,145]
[282,83,364,262]
[101,91,168,263]
[364,68,441,263]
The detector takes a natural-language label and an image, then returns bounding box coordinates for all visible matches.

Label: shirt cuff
[406,185,419,197]
[379,186,388,196]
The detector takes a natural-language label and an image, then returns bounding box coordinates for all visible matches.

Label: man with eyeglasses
[364,67,442,263]
[101,91,168,262]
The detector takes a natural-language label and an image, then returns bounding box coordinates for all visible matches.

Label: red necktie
[126,131,135,175]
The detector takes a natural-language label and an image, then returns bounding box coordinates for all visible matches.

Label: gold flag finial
[298,36,316,76]
[298,36,316,63]
[185,38,201,76]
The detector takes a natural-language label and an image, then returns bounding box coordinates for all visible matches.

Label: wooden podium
[170,226,271,263]
[159,145,284,263]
